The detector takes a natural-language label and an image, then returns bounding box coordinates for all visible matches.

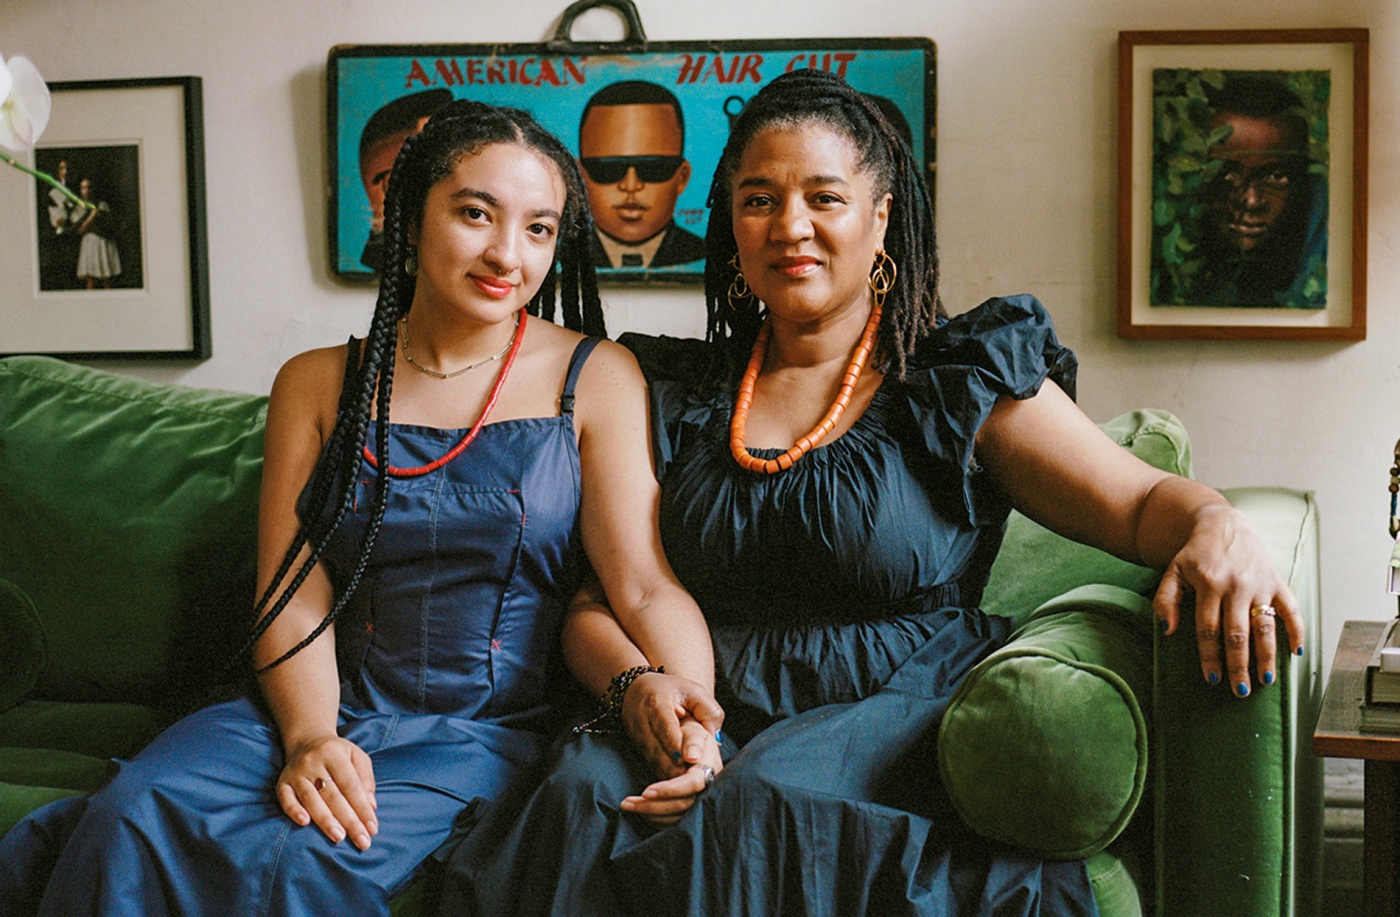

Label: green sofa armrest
[1155,486,1322,917]
[0,577,45,714]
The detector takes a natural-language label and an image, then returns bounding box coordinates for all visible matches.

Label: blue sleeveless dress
[439,296,1101,916]
[0,337,601,917]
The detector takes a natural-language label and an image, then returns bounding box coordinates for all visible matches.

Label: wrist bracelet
[572,664,665,736]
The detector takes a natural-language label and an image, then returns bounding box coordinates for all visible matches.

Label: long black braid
[235,100,604,674]
[703,68,941,382]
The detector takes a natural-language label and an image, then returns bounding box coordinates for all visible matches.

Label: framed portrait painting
[327,23,935,285]
[1117,30,1368,340]
[0,77,210,359]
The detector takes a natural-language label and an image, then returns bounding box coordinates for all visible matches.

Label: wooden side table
[1314,619,1400,917]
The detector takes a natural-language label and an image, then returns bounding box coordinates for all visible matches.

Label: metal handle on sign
[549,0,648,51]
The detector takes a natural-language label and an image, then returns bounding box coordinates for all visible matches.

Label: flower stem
[0,151,96,210]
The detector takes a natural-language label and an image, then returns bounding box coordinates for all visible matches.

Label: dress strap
[339,335,362,413]
[559,336,603,415]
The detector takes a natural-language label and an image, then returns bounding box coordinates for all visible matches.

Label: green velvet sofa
[0,354,1322,916]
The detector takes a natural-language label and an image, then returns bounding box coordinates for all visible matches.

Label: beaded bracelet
[572,664,665,736]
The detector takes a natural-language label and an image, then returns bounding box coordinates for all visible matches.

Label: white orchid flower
[0,54,52,152]
[0,54,89,210]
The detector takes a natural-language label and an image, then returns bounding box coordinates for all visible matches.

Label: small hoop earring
[404,251,418,277]
[868,249,897,297]
[727,253,752,311]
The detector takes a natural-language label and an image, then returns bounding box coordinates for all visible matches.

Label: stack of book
[1359,616,1400,732]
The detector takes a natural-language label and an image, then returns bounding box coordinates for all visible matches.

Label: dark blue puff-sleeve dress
[439,296,1101,917]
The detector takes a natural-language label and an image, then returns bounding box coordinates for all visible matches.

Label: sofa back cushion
[980,408,1193,626]
[0,356,267,707]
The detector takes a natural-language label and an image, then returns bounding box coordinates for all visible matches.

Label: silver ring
[702,765,716,788]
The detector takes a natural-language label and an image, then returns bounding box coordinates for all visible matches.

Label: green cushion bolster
[0,578,45,713]
[939,586,1152,859]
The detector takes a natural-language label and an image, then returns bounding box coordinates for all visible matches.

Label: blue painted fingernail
[1159,619,1169,634]
[1263,671,1275,685]
[715,730,724,745]
[1295,645,1305,656]
[1207,672,1220,685]
[1236,682,1250,697]
[671,750,682,763]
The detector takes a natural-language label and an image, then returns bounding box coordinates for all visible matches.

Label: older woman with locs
[441,69,1304,916]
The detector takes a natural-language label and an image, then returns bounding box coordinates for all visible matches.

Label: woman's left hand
[620,718,724,826]
[1154,503,1304,696]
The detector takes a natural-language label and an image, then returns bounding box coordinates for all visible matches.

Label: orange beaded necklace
[363,310,527,478]
[729,302,882,474]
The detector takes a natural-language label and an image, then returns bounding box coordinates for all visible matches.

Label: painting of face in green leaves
[1149,67,1329,309]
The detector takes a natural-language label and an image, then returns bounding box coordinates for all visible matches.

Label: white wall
[6,0,1397,673]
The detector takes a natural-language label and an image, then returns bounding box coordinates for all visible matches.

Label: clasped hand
[276,734,379,850]
[618,672,725,825]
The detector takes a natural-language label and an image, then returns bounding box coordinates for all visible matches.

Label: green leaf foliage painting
[1150,68,1329,309]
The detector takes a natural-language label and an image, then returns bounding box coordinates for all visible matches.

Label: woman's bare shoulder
[269,343,356,432]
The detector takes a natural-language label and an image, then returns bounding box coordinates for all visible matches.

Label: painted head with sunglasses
[578,80,705,269]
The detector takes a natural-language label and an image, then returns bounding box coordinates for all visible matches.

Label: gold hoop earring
[404,250,418,277]
[868,250,897,300]
[727,253,752,311]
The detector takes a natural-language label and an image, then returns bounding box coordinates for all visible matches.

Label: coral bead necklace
[729,302,882,474]
[363,310,528,478]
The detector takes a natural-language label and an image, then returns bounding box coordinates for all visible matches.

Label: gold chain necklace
[399,312,519,380]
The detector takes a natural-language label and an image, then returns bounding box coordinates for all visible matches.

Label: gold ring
[1250,605,1276,619]
[313,777,325,792]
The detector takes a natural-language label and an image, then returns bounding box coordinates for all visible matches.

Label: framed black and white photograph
[1117,29,1368,341]
[0,77,210,359]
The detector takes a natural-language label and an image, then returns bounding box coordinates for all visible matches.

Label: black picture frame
[1,76,210,360]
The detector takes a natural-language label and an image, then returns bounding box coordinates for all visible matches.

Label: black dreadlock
[703,68,940,382]
[236,100,604,674]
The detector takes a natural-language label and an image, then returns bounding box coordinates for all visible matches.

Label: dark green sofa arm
[946,484,1321,917]
[1155,486,1322,917]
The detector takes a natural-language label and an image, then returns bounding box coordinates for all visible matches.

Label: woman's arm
[976,380,1304,696]
[252,347,378,850]
[568,341,724,804]
[570,340,719,699]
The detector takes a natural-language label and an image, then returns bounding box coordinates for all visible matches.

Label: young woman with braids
[440,70,1305,915]
[0,100,721,916]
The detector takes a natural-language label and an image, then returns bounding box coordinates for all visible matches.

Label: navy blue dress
[0,338,601,916]
[439,296,1101,916]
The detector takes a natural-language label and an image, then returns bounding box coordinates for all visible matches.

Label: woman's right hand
[275,733,379,851]
[620,672,724,780]
[621,718,724,826]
